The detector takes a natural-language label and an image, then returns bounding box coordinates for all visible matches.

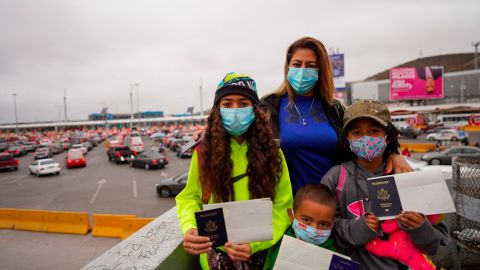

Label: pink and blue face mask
[348,136,387,161]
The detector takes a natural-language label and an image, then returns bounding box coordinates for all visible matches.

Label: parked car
[50,144,64,154]
[0,142,9,152]
[399,125,422,139]
[61,142,70,150]
[426,130,466,141]
[169,138,185,152]
[108,140,121,148]
[29,158,61,176]
[107,145,134,163]
[34,147,52,160]
[7,146,27,157]
[425,126,454,134]
[129,152,168,169]
[0,153,19,171]
[83,141,93,151]
[22,142,38,152]
[176,143,193,158]
[70,144,88,155]
[149,132,166,140]
[421,146,480,165]
[156,173,188,197]
[66,150,87,168]
[130,137,145,153]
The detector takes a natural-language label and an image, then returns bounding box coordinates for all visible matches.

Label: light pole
[135,83,140,119]
[63,88,68,123]
[12,93,18,133]
[473,42,480,70]
[129,85,134,128]
[199,78,204,116]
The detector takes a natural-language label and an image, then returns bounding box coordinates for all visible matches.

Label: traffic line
[90,179,107,204]
[160,172,168,178]
[2,174,29,185]
[133,180,138,198]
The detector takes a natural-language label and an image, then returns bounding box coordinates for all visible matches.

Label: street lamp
[12,93,18,133]
[473,42,480,70]
[135,83,140,118]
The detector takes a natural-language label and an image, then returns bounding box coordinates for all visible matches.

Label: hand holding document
[367,168,456,220]
[274,235,360,270]
[195,198,272,245]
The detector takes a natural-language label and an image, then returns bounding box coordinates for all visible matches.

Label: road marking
[160,172,168,178]
[2,174,29,185]
[90,178,107,204]
[133,180,138,197]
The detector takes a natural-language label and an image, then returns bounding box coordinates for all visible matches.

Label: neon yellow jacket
[176,139,293,269]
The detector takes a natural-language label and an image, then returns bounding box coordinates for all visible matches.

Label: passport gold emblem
[377,188,390,201]
[205,220,218,233]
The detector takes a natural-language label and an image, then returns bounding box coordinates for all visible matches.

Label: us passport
[195,208,228,248]
[367,175,403,218]
[329,254,360,270]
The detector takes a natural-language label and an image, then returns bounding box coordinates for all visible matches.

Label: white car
[71,144,88,155]
[29,158,61,176]
[426,130,466,141]
[130,137,144,153]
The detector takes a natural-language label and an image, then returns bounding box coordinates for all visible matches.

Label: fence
[452,156,480,269]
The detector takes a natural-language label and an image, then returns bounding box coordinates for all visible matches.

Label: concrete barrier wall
[81,207,200,270]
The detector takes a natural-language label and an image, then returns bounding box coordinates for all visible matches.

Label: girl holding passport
[176,72,293,270]
[321,99,449,270]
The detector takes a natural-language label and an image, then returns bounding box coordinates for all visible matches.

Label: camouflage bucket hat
[343,99,391,129]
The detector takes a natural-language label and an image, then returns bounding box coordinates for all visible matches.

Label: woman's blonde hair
[273,37,334,105]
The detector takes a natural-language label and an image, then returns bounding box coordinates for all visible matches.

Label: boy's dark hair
[293,183,337,211]
[340,122,401,162]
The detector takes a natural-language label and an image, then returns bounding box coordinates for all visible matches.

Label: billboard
[390,66,444,101]
[329,54,345,91]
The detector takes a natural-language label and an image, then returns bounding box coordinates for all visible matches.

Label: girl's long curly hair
[199,104,283,203]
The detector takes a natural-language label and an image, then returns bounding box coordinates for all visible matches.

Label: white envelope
[202,198,272,243]
[274,235,354,270]
[368,168,456,220]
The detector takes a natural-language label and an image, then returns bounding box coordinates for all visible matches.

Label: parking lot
[0,136,191,269]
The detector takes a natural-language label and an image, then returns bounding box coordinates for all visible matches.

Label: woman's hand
[183,228,212,255]
[224,242,251,262]
[385,153,413,174]
[397,211,425,229]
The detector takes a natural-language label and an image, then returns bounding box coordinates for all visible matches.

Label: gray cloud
[0,0,479,123]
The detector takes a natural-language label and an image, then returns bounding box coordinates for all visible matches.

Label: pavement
[0,136,191,269]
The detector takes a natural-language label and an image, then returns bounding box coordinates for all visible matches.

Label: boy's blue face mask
[292,217,331,245]
[220,107,255,137]
[287,67,319,95]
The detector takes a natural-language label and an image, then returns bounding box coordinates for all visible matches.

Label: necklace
[292,97,315,126]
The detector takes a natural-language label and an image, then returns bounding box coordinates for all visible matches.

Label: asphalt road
[0,136,191,269]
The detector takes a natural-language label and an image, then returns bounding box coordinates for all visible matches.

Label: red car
[66,151,87,168]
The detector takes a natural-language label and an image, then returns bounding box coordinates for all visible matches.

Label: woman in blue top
[260,37,412,194]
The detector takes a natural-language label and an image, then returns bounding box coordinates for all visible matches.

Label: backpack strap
[336,165,347,201]
[232,173,248,184]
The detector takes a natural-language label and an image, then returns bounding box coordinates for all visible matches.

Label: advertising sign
[329,54,345,91]
[390,66,444,100]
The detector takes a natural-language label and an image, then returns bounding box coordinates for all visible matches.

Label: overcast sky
[0,0,479,123]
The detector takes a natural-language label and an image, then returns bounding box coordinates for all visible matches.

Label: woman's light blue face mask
[220,106,255,137]
[287,67,319,95]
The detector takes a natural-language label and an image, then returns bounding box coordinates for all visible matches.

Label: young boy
[265,184,341,269]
